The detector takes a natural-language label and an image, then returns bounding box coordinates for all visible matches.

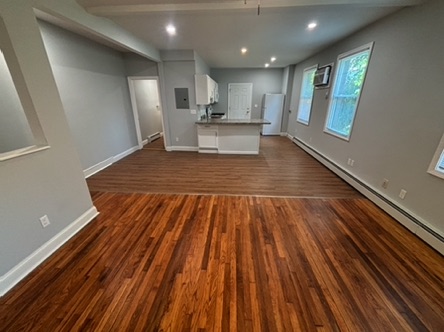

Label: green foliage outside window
[297,67,316,124]
[327,48,371,138]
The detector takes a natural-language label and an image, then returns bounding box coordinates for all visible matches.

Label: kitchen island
[195,118,271,154]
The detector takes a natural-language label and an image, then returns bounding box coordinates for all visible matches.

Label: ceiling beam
[86,0,425,16]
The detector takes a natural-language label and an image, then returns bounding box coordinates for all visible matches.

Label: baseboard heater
[291,136,444,244]
[148,132,162,142]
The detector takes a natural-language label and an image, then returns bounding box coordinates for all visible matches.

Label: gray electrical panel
[174,88,190,109]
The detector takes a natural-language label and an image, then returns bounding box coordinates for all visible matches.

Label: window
[0,17,48,161]
[296,65,317,125]
[324,42,374,140]
[438,153,444,171]
[428,134,444,180]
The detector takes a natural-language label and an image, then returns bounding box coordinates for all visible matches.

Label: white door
[228,83,253,119]
[262,94,285,135]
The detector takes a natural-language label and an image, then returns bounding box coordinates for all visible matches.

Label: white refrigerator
[261,93,285,135]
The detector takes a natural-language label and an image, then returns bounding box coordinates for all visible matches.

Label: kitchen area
[194,74,284,154]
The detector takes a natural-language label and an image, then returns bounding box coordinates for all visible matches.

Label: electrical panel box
[175,88,190,109]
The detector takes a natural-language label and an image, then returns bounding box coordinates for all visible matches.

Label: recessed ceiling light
[271,57,276,62]
[307,22,317,30]
[166,24,176,35]
[241,47,248,54]
[265,63,270,68]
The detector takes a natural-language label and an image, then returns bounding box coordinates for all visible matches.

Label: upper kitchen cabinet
[195,74,218,105]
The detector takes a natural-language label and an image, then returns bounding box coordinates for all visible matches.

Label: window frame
[427,133,444,180]
[323,42,374,141]
[296,64,318,125]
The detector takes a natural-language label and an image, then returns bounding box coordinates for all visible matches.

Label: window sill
[323,128,351,141]
[0,145,50,162]
[296,119,310,126]
[427,169,444,180]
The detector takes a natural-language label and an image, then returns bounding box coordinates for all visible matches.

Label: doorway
[128,77,164,149]
[228,83,253,119]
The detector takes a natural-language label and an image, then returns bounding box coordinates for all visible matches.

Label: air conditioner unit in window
[314,65,332,87]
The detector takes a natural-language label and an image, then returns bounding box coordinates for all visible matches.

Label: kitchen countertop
[195,118,271,125]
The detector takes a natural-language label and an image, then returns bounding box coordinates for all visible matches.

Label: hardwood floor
[1,137,443,331]
[143,137,165,151]
[87,136,361,198]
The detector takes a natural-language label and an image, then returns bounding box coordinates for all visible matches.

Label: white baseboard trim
[113,146,139,163]
[288,134,444,255]
[198,149,218,154]
[218,150,258,155]
[0,206,99,297]
[416,228,444,254]
[84,146,139,179]
[142,139,148,146]
[167,146,199,152]
[84,157,113,178]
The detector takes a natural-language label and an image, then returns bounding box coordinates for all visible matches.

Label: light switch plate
[399,189,407,199]
[39,215,50,228]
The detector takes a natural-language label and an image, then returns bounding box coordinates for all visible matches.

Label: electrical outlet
[39,215,50,228]
[350,159,355,167]
[190,109,196,115]
[347,158,352,165]
[175,137,179,142]
[382,179,389,189]
[399,189,407,200]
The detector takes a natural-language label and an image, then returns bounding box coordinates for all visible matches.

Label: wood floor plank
[1,137,443,331]
[1,194,442,331]
[87,136,362,198]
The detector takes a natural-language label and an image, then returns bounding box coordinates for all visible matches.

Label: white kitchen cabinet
[196,119,270,154]
[213,82,219,103]
[197,125,218,153]
[195,74,218,105]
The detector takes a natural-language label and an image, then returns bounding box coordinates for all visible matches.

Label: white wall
[39,20,138,171]
[0,48,35,153]
[133,79,163,139]
[124,52,158,77]
[287,0,444,239]
[34,0,160,62]
[281,65,295,133]
[0,0,94,284]
[195,51,210,75]
[211,68,284,119]
[162,59,198,148]
[0,0,159,295]
[159,50,208,149]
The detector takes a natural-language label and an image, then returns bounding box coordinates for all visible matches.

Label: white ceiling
[75,0,424,68]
